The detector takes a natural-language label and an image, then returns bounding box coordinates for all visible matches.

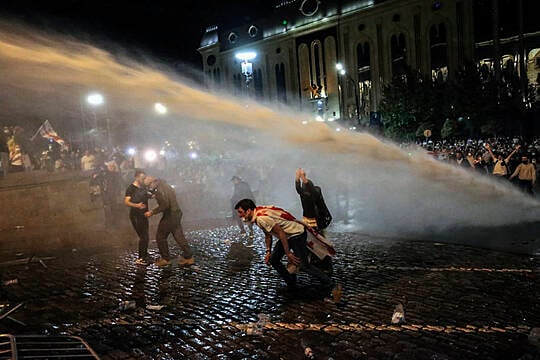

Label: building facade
[198,0,475,125]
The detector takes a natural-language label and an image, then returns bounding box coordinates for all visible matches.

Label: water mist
[1,20,539,254]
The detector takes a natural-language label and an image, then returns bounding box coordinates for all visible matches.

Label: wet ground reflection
[0,225,539,359]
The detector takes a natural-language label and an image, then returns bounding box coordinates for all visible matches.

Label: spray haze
[1,20,539,250]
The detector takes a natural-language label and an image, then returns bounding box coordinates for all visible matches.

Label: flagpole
[30,121,46,141]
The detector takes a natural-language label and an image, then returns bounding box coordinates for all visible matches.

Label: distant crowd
[2,125,539,199]
[411,137,539,195]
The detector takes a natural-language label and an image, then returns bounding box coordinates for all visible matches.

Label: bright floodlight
[87,93,104,106]
[189,151,198,159]
[126,147,136,156]
[340,69,346,75]
[235,52,257,61]
[335,63,344,71]
[154,102,167,115]
[144,149,157,162]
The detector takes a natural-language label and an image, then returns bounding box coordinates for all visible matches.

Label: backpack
[314,188,332,229]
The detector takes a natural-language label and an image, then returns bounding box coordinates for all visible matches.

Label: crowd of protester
[411,137,539,195]
[2,124,539,204]
[1,125,280,222]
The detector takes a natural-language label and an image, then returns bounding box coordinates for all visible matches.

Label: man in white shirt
[235,198,336,296]
[486,143,519,178]
[80,150,96,172]
[510,155,536,194]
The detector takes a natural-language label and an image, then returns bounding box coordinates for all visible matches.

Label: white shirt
[252,206,304,238]
[81,154,96,171]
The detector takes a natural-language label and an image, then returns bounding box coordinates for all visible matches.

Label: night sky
[0,0,272,68]
[0,1,536,68]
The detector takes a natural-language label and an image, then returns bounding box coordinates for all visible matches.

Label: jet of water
[1,20,539,252]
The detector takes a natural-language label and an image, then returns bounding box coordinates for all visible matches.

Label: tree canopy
[379,63,537,142]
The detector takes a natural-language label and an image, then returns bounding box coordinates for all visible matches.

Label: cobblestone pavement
[1,226,539,360]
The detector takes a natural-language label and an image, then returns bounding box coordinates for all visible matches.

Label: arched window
[357,42,371,82]
[391,33,407,77]
[309,40,327,94]
[430,22,448,83]
[275,63,287,103]
[233,74,242,94]
[213,68,221,84]
[254,68,263,98]
[356,41,372,121]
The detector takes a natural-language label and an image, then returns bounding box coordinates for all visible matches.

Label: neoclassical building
[198,0,474,124]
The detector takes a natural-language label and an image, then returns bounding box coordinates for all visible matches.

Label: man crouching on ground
[235,198,340,301]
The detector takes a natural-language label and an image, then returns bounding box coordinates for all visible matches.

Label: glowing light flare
[335,63,344,71]
[154,102,167,114]
[189,151,198,159]
[144,149,157,162]
[86,93,104,106]
[126,147,136,156]
[235,52,257,61]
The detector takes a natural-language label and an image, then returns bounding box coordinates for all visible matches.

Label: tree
[380,62,538,141]
[379,68,435,141]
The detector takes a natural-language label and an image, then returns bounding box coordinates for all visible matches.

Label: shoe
[155,258,172,267]
[178,256,195,266]
[330,284,343,303]
[135,258,149,266]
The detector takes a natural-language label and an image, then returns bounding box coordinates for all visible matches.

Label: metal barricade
[0,334,100,359]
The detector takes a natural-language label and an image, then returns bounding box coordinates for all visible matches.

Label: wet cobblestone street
[1,226,539,360]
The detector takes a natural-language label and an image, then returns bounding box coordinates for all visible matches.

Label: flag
[31,120,65,147]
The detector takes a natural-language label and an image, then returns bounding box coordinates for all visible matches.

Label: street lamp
[86,92,111,149]
[86,93,104,106]
[235,51,257,85]
[154,102,167,115]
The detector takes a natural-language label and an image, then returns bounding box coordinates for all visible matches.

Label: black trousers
[129,212,149,259]
[518,179,534,195]
[156,211,192,260]
[269,231,332,288]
